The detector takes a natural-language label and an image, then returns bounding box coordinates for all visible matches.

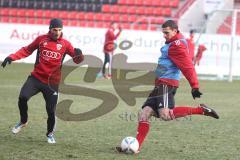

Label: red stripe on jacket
[155,33,199,89]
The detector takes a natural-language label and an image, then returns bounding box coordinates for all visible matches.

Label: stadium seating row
[0,16,158,30]
[0,8,164,24]
[0,0,182,31]
[118,0,179,7]
[0,1,102,12]
[0,8,168,20]
[0,0,118,11]
[102,5,171,16]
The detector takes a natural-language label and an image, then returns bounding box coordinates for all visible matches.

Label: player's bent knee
[159,108,172,121]
[139,106,154,121]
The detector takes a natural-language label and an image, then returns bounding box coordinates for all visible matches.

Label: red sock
[136,121,150,149]
[171,106,204,119]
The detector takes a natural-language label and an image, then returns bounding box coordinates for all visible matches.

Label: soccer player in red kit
[116,20,219,153]
[1,18,84,144]
[97,22,122,79]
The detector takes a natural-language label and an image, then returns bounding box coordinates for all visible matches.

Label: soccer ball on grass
[120,136,139,154]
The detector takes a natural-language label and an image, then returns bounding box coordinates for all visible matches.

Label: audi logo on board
[41,50,61,59]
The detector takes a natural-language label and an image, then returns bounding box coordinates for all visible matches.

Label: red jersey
[9,33,83,85]
[155,33,199,89]
[103,27,121,53]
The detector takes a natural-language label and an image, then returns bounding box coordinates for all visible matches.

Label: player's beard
[50,32,61,40]
[52,34,59,40]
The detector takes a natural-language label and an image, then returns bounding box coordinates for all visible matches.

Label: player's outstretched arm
[1,36,40,68]
[1,57,13,68]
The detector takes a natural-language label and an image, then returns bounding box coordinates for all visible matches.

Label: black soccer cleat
[115,146,140,154]
[200,104,219,119]
[115,146,124,153]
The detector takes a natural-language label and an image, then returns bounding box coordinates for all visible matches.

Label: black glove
[1,57,12,68]
[191,88,202,99]
[74,48,82,56]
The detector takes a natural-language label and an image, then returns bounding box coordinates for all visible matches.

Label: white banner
[0,23,240,76]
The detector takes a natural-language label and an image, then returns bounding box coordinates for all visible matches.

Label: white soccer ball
[120,136,139,154]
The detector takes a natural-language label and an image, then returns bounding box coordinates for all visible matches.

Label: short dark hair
[190,29,195,34]
[162,20,178,30]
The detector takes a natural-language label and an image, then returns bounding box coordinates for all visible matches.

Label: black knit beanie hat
[49,18,63,29]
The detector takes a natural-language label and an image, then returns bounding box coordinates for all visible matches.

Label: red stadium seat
[59,11,68,19]
[95,21,109,28]
[128,0,135,5]
[121,14,129,22]
[132,25,140,30]
[25,9,35,18]
[121,23,131,29]
[68,11,78,19]
[163,8,171,16]
[77,12,85,20]
[79,21,87,27]
[68,20,79,26]
[95,21,104,28]
[144,7,154,15]
[35,18,44,25]
[118,0,125,5]
[139,24,148,30]
[111,13,121,22]
[135,7,145,15]
[95,13,103,21]
[28,18,36,24]
[8,8,18,16]
[18,17,27,24]
[150,25,157,31]
[111,5,120,13]
[0,8,8,16]
[85,12,95,21]
[86,21,95,28]
[143,0,153,6]
[49,10,59,19]
[135,0,144,5]
[128,15,137,22]
[17,9,26,17]
[118,6,128,14]
[102,5,111,13]
[169,0,179,8]
[0,8,10,16]
[151,17,164,24]
[102,13,112,21]
[34,9,44,18]
[153,8,163,16]
[43,10,52,18]
[10,17,18,23]
[152,0,162,6]
[128,6,136,14]
[0,16,10,23]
